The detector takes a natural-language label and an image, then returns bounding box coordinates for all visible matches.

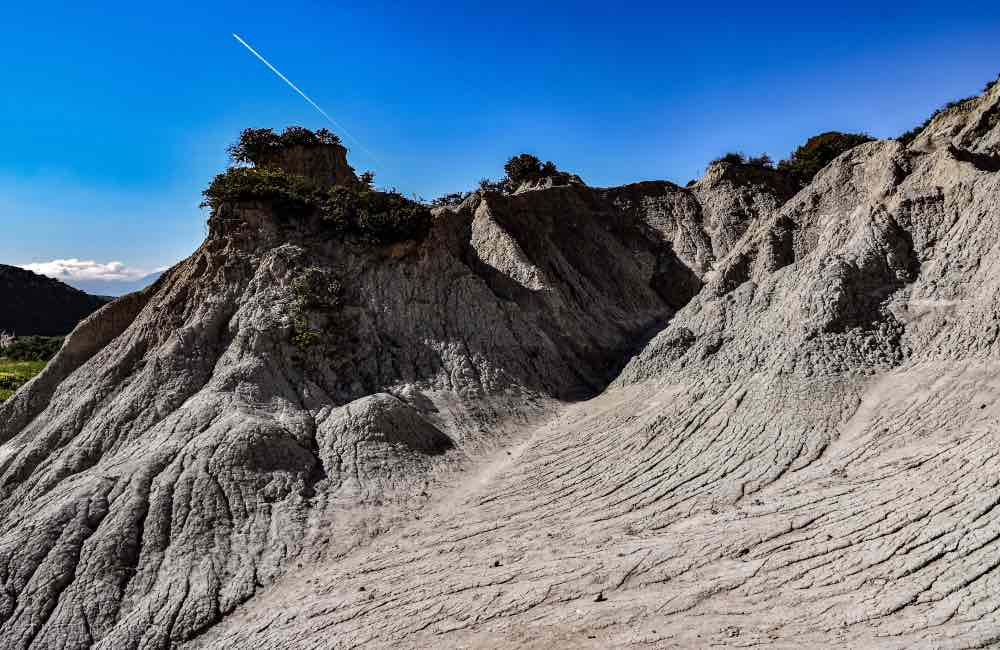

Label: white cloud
[20,259,155,282]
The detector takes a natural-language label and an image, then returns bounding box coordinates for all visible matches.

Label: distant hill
[63,271,163,297]
[0,264,110,336]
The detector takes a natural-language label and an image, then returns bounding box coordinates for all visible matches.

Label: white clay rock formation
[1,78,999,649]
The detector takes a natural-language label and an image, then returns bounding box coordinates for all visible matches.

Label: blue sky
[3,1,1000,291]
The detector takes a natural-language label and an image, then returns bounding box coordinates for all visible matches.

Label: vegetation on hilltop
[477,153,566,196]
[504,154,560,187]
[431,192,468,207]
[228,126,343,166]
[203,128,432,244]
[708,132,873,188]
[319,184,431,243]
[896,74,999,146]
[201,166,318,215]
[710,152,775,168]
[778,132,874,185]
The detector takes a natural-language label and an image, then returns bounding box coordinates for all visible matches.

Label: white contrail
[232,33,376,162]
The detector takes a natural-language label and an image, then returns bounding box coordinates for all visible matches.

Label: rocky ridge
[0,129,789,648]
[1,77,999,649]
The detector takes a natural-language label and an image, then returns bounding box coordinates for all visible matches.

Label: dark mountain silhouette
[0,264,109,336]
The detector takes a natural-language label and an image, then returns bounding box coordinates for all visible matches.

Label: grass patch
[0,359,46,401]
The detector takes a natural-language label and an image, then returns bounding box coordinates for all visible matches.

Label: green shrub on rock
[201,166,319,215]
[711,152,747,166]
[709,152,775,169]
[779,131,874,185]
[478,177,511,195]
[320,185,431,243]
[227,126,343,165]
[207,128,431,244]
[431,192,467,206]
[503,153,561,188]
[504,154,544,186]
[291,329,323,350]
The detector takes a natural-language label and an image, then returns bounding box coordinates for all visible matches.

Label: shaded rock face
[0,265,109,336]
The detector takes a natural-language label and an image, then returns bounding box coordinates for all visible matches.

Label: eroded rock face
[0,162,773,648]
[184,83,1000,649]
[6,80,999,649]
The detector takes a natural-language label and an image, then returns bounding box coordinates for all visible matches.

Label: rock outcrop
[0,265,109,336]
[258,141,357,188]
[3,78,1000,649]
[0,133,789,648]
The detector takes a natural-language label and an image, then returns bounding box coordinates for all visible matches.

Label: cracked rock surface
[4,80,1000,649]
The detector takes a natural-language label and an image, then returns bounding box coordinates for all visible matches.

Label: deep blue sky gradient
[3,1,1000,272]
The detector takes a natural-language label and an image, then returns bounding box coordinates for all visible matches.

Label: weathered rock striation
[3,78,1000,649]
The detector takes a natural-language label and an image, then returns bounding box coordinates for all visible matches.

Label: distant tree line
[0,336,63,361]
[697,72,999,189]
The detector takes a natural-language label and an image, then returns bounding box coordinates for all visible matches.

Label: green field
[0,359,46,401]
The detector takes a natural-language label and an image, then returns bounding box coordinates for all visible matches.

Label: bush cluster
[205,129,431,243]
[478,177,511,195]
[709,152,775,168]
[504,154,559,187]
[202,166,430,243]
[778,131,874,185]
[431,192,467,207]
[292,267,343,311]
[201,166,317,214]
[476,153,563,196]
[711,152,750,166]
[288,267,343,351]
[707,132,872,187]
[227,126,343,165]
[320,185,431,243]
[0,336,63,362]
